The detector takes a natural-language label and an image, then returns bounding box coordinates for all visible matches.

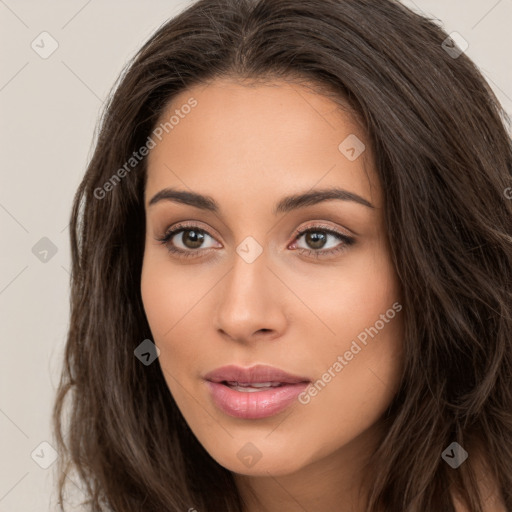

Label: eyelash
[155,222,355,260]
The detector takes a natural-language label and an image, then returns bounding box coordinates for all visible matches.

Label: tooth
[233,386,265,392]
[226,382,285,392]
[225,381,283,388]
[226,380,282,388]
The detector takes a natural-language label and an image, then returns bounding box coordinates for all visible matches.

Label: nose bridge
[222,241,270,315]
[214,239,286,341]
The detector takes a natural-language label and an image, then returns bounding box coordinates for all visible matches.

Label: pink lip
[204,364,310,419]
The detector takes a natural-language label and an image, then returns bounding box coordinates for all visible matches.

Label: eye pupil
[182,229,205,249]
[306,231,327,249]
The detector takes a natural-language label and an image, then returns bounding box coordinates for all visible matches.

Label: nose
[213,248,288,344]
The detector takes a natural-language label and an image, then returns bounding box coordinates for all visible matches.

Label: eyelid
[160,220,222,242]
[158,220,222,248]
[155,220,355,259]
[289,221,354,241]
[159,219,353,243]
[287,222,355,258]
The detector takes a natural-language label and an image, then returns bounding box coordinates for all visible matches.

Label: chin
[208,441,311,477]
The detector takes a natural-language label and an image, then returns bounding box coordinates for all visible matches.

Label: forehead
[145,78,381,211]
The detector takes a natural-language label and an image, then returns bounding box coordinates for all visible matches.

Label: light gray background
[1,1,511,510]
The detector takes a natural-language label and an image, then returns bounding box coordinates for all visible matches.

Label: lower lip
[205,381,309,419]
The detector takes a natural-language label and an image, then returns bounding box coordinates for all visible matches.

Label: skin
[141,78,406,511]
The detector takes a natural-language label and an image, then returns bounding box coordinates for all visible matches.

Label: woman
[53,0,512,510]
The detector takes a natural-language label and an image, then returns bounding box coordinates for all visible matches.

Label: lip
[204,364,310,419]
[204,364,310,384]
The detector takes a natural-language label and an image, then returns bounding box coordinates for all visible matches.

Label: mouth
[204,365,310,419]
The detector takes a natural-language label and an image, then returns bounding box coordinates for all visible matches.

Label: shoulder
[453,491,506,512]
[451,458,506,512]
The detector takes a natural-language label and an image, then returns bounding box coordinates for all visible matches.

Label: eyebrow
[148,186,374,214]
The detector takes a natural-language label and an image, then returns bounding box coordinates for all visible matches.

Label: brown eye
[303,231,328,250]
[291,225,356,259]
[156,223,221,259]
[178,229,206,249]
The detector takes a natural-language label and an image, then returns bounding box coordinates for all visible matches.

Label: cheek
[292,244,404,427]
[140,259,175,340]
[140,250,211,339]
[289,242,402,348]
[140,251,217,380]
[307,317,403,440]
[294,302,403,469]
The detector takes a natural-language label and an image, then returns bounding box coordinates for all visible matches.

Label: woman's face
[141,78,404,478]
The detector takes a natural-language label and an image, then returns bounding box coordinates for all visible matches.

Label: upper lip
[204,364,310,384]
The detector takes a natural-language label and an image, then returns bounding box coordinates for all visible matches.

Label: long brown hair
[53,0,512,510]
